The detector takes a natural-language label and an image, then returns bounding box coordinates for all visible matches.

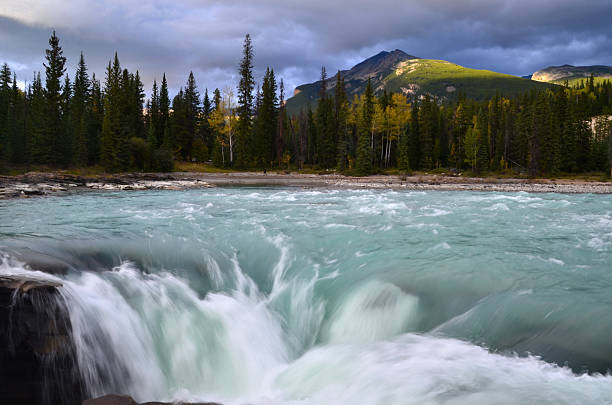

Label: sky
[1,0,612,99]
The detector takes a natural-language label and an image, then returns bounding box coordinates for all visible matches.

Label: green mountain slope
[532,64,612,85]
[286,50,553,114]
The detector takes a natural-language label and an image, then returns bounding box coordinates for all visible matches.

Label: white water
[2,188,612,404]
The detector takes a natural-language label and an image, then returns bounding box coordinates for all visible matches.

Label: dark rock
[5,248,72,274]
[83,395,221,405]
[0,275,84,405]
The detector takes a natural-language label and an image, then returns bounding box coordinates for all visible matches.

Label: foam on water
[2,188,612,404]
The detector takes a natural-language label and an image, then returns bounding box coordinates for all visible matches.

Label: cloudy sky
[1,0,611,99]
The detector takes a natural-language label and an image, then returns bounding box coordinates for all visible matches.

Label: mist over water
[2,188,612,404]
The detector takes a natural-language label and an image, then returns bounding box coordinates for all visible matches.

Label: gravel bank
[1,171,611,199]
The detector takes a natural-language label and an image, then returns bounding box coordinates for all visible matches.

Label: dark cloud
[1,0,611,98]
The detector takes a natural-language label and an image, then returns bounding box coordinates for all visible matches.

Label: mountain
[531,64,612,85]
[285,49,553,114]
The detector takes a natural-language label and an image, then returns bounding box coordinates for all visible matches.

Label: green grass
[385,59,553,100]
[173,161,234,173]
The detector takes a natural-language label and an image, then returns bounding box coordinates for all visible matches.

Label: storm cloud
[1,0,611,97]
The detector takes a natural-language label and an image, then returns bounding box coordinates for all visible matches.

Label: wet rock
[82,394,221,405]
[0,275,84,405]
[5,248,72,274]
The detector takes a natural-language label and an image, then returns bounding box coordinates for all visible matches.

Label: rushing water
[2,188,612,404]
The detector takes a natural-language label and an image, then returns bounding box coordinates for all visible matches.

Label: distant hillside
[285,50,553,114]
[532,64,612,85]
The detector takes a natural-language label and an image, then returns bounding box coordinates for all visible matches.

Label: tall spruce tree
[315,67,335,168]
[43,31,67,164]
[0,64,12,162]
[335,71,349,170]
[355,79,374,175]
[235,34,255,167]
[252,67,278,168]
[100,54,122,171]
[72,52,90,166]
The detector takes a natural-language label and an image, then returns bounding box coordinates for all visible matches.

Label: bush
[191,138,209,162]
[129,137,148,170]
[152,148,174,172]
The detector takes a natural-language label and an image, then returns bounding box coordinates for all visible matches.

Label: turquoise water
[1,188,612,404]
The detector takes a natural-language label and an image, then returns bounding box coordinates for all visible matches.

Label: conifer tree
[335,71,349,170]
[43,31,67,164]
[0,64,12,162]
[159,73,170,150]
[100,54,122,171]
[72,52,90,166]
[315,67,335,168]
[235,34,255,167]
[252,68,277,168]
[28,73,46,164]
[355,79,374,175]
[7,74,26,163]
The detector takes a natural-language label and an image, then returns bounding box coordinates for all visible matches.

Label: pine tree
[252,68,277,168]
[43,31,67,164]
[71,52,90,166]
[0,63,12,162]
[475,107,489,173]
[7,74,26,164]
[59,75,72,164]
[277,78,288,166]
[100,54,122,171]
[235,34,255,168]
[182,71,200,160]
[28,73,47,164]
[315,67,335,168]
[355,79,374,175]
[159,73,170,150]
[335,71,349,170]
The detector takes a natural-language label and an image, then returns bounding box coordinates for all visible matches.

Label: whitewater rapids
[1,188,612,404]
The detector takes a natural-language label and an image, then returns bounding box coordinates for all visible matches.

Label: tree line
[1,32,611,177]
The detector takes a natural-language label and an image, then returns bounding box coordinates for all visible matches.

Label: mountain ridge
[286,49,553,114]
[531,64,612,84]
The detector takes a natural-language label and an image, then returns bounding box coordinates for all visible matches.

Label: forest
[1,32,611,177]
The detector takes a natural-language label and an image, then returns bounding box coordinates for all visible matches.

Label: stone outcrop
[0,275,84,405]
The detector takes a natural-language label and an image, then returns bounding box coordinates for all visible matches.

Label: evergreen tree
[335,71,349,170]
[0,64,12,162]
[252,68,278,168]
[315,67,335,168]
[197,88,213,160]
[87,73,103,165]
[235,34,255,167]
[43,31,67,164]
[28,73,47,164]
[159,73,170,150]
[355,79,374,175]
[100,54,122,171]
[71,52,90,166]
[7,74,26,163]
[277,78,288,166]
[182,71,200,160]
[476,107,489,173]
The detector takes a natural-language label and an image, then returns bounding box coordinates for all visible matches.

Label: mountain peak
[347,49,418,82]
[286,50,552,114]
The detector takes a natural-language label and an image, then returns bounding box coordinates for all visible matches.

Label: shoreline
[1,171,612,199]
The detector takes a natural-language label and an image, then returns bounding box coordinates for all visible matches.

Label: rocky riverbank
[1,171,612,198]
[0,172,214,199]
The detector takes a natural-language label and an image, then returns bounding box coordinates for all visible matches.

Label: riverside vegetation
[1,33,612,178]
